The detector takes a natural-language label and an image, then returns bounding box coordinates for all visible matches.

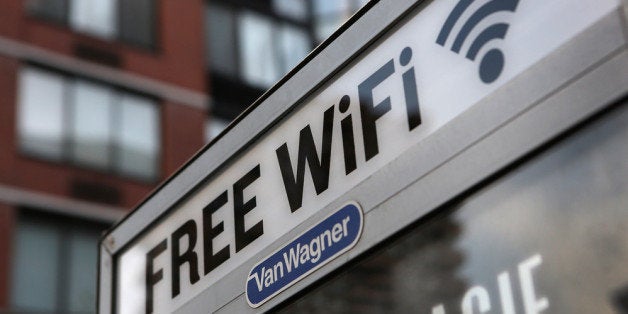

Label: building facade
[0,1,207,312]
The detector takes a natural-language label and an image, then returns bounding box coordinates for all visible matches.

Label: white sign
[116,0,620,312]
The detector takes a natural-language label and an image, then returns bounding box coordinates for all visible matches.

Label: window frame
[206,0,316,83]
[10,208,111,313]
[205,0,317,122]
[16,64,162,183]
[25,0,159,51]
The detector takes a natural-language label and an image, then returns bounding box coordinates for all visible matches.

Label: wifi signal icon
[436,0,520,84]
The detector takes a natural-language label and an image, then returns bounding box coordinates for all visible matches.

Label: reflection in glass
[283,102,628,313]
[17,67,65,160]
[70,81,114,169]
[283,217,466,313]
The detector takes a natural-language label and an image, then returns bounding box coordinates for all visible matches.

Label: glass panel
[206,4,237,76]
[115,94,159,180]
[272,0,308,20]
[69,0,118,39]
[278,24,311,74]
[284,103,628,313]
[70,80,114,169]
[120,0,155,47]
[11,217,60,312]
[17,67,65,160]
[68,228,100,313]
[238,11,279,87]
[25,0,67,23]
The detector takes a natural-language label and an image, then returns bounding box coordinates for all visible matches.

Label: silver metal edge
[98,245,113,314]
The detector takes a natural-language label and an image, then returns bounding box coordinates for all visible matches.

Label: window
[205,0,315,130]
[119,0,156,48]
[69,0,117,39]
[25,0,67,23]
[11,210,109,314]
[26,0,156,48]
[204,0,368,125]
[205,4,237,77]
[205,2,313,89]
[70,80,115,168]
[17,67,66,160]
[278,24,311,73]
[17,66,160,181]
[116,94,160,179]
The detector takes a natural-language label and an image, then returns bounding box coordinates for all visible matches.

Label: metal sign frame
[99,0,628,312]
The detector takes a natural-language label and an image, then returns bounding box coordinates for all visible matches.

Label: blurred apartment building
[0,1,207,313]
[0,0,365,313]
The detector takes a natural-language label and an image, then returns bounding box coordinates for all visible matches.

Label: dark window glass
[67,228,101,312]
[206,3,237,77]
[10,211,109,314]
[10,216,61,311]
[283,102,628,313]
[120,0,156,48]
[25,0,67,23]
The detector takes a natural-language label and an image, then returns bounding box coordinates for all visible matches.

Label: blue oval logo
[246,202,363,307]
